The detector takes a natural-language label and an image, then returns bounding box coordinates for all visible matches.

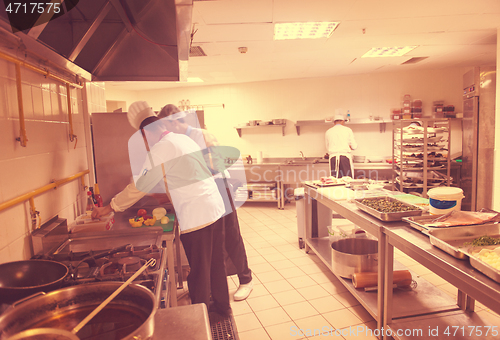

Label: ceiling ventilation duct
[0,0,193,81]
[189,45,206,57]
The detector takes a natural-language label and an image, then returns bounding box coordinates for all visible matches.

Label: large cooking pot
[0,282,157,340]
[331,238,378,279]
[0,260,68,304]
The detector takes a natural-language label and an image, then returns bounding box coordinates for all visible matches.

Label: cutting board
[139,214,175,232]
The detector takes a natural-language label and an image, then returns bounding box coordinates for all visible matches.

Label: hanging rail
[0,50,83,147]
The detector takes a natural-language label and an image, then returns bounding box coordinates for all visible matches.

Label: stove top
[32,228,167,308]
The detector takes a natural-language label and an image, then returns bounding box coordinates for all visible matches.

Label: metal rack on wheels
[392,118,452,197]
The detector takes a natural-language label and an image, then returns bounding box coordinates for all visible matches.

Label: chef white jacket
[185,126,229,179]
[111,131,224,234]
[325,124,358,155]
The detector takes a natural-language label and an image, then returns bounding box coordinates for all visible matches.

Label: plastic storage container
[427,187,464,215]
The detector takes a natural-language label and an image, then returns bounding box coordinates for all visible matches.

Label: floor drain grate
[210,313,239,340]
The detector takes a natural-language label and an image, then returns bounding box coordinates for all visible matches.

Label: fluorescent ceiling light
[362,46,418,58]
[274,22,340,40]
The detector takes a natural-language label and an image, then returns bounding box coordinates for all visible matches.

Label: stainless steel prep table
[303,185,387,331]
[383,226,500,340]
[302,185,498,338]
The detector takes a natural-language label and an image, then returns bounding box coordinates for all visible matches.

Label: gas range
[33,227,168,308]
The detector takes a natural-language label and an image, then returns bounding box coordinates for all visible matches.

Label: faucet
[299,151,305,160]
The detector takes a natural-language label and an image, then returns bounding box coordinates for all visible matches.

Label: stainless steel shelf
[306,237,379,320]
[295,119,387,135]
[384,226,500,315]
[305,237,457,321]
[235,124,286,137]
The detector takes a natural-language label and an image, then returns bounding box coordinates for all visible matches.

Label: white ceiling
[106,0,500,91]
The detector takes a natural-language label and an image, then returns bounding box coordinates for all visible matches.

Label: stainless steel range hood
[0,0,193,81]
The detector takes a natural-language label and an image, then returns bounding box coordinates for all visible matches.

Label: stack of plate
[353,155,366,163]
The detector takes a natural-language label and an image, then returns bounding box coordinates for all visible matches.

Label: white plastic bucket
[427,187,464,215]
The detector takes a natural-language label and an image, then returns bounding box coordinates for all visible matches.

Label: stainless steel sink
[283,158,328,165]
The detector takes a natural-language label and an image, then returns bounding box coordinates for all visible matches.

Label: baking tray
[403,214,499,232]
[427,225,500,281]
[427,224,499,259]
[469,247,500,283]
[354,196,423,222]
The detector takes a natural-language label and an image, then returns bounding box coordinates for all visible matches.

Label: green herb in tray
[465,235,500,247]
[361,198,418,213]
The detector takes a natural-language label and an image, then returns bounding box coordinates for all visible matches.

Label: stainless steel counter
[302,185,500,340]
[383,225,500,340]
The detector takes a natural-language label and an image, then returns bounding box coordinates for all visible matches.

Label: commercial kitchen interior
[1,0,500,339]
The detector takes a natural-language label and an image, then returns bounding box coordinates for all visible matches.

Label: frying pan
[0,260,68,304]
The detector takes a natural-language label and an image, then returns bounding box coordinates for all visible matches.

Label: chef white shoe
[234,281,253,301]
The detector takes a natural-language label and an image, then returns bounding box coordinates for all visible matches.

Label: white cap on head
[163,110,187,121]
[334,108,345,121]
[127,101,156,130]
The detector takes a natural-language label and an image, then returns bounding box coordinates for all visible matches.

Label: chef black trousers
[330,155,352,178]
[214,178,252,285]
[180,217,230,315]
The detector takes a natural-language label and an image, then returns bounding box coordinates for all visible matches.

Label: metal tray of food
[403,215,444,231]
[403,214,499,232]
[354,196,423,222]
[427,225,500,281]
[468,246,500,283]
[427,224,500,259]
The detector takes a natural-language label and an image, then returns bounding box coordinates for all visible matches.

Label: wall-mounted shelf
[295,119,387,135]
[235,123,286,137]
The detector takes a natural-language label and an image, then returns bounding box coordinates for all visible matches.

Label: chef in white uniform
[325,111,358,178]
[92,101,231,317]
[158,104,254,301]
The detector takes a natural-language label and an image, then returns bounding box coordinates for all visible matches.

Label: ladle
[71,257,156,334]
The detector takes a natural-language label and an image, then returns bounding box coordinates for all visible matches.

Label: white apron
[329,152,354,179]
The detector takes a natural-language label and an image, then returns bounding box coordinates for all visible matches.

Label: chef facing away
[92,101,231,318]
[325,110,358,178]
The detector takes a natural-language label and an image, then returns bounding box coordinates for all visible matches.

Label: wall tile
[59,84,67,96]
[0,80,8,119]
[60,94,68,116]
[0,59,10,78]
[0,203,29,250]
[6,78,18,118]
[51,91,61,119]
[8,235,32,261]
[22,84,34,118]
[0,119,17,161]
[21,68,42,88]
[31,86,44,118]
[41,88,52,119]
[0,245,11,264]
[0,68,87,262]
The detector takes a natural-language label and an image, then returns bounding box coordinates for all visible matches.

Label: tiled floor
[183,201,500,340]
